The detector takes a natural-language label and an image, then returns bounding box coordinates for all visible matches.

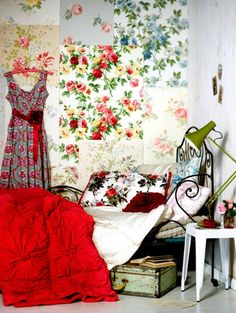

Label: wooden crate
[110,263,177,298]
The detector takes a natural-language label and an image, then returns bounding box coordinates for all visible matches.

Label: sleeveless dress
[0,70,51,189]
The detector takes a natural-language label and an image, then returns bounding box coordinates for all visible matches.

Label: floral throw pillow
[122,192,166,213]
[166,181,211,221]
[79,171,171,210]
[171,157,201,186]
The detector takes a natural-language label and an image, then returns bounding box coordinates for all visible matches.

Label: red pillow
[122,192,166,213]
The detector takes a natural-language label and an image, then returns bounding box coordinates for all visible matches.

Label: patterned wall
[0,0,189,190]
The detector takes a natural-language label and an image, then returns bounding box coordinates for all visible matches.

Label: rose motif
[106,188,117,198]
[101,23,112,33]
[70,56,79,65]
[92,68,103,78]
[70,4,83,16]
[69,119,78,129]
[91,131,102,140]
[175,107,187,119]
[66,144,75,155]
[28,110,43,125]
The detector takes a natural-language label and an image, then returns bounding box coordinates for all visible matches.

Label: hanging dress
[0,70,51,189]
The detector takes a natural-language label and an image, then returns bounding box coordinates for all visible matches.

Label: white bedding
[84,205,166,270]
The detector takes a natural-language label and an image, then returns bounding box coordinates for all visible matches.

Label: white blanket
[84,205,166,270]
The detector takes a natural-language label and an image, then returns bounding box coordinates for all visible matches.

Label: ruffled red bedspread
[0,188,118,307]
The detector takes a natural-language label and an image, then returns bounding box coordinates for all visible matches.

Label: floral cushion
[171,157,201,186]
[137,157,201,188]
[79,171,171,210]
[166,181,211,221]
[122,192,166,213]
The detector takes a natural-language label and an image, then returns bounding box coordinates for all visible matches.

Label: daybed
[50,126,215,271]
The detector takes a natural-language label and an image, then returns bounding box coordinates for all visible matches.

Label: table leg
[181,233,191,291]
[219,238,230,289]
[195,236,206,302]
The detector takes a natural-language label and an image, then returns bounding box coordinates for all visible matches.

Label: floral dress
[0,70,51,189]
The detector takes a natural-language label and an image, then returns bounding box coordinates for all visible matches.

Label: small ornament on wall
[212,76,217,96]
[218,85,223,104]
[218,64,223,80]
[212,64,223,104]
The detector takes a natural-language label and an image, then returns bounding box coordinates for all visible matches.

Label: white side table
[181,223,236,302]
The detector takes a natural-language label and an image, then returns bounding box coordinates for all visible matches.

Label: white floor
[1,273,236,313]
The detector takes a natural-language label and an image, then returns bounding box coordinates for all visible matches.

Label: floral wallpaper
[114,0,188,88]
[58,44,143,166]
[143,87,187,164]
[0,24,59,86]
[0,0,59,24]
[60,0,114,45]
[0,0,189,190]
[50,139,143,189]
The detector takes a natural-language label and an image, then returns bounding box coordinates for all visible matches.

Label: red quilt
[0,188,118,307]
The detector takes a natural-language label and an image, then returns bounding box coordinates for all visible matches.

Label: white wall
[188,0,236,278]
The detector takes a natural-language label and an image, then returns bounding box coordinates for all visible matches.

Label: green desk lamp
[185,121,236,213]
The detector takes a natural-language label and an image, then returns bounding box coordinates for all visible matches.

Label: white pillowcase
[165,181,211,221]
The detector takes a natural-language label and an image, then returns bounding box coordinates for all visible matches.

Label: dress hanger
[4,67,54,77]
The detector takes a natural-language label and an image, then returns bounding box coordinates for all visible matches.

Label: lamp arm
[205,170,236,209]
[208,136,236,163]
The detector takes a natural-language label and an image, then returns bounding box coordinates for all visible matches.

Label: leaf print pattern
[0,24,58,86]
[114,0,188,87]
[18,0,45,12]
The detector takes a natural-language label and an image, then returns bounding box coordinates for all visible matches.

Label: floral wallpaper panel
[143,87,187,164]
[51,164,79,188]
[0,24,59,87]
[77,139,143,190]
[0,0,59,25]
[51,139,143,191]
[114,0,188,87]
[60,0,114,45]
[58,44,143,163]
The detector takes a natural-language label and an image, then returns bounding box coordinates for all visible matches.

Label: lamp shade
[185,121,216,151]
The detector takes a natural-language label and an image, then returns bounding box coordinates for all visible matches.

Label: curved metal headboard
[176,126,214,198]
[48,185,83,203]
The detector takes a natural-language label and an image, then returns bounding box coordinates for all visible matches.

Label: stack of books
[129,255,176,269]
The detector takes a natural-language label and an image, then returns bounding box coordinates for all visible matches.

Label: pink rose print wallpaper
[0,0,188,190]
[143,87,187,164]
[60,0,114,45]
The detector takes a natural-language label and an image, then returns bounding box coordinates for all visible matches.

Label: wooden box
[110,263,177,298]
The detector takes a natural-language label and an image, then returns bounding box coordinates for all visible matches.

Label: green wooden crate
[110,263,177,298]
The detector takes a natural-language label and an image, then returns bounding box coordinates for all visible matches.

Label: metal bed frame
[49,126,218,286]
